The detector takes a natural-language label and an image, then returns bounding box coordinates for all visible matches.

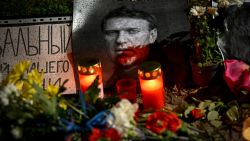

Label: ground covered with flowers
[1,61,250,141]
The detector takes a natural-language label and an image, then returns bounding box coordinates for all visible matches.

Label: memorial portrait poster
[73,0,189,88]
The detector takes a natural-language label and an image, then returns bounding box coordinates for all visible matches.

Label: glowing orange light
[79,74,98,92]
[138,61,165,110]
[243,117,250,141]
[78,59,104,98]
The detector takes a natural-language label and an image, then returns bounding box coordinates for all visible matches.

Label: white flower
[0,91,9,106]
[3,83,19,96]
[217,0,243,7]
[217,0,230,7]
[11,127,22,139]
[190,6,206,17]
[231,0,244,7]
[0,84,19,106]
[110,99,139,137]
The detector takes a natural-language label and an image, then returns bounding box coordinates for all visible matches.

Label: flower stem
[66,102,89,119]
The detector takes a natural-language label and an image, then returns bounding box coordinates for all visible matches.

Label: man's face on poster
[103,17,157,67]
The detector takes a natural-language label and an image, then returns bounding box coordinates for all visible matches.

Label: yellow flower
[190,6,206,17]
[27,69,43,87]
[5,60,31,84]
[45,84,60,98]
[20,69,44,100]
[15,81,24,90]
[58,99,68,110]
[21,82,36,100]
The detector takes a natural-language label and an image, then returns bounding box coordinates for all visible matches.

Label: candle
[116,78,137,103]
[243,117,250,141]
[138,61,165,110]
[78,59,104,98]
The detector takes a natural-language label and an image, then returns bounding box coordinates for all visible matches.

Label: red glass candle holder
[78,59,104,98]
[138,61,165,110]
[116,78,137,103]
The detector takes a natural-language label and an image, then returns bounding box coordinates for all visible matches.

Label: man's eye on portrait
[104,30,117,36]
[127,29,140,34]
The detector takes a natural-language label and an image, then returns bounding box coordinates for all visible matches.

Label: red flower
[146,111,182,134]
[88,128,120,141]
[88,128,102,141]
[104,128,120,141]
[224,59,250,94]
[146,111,168,134]
[190,109,204,120]
[165,112,182,132]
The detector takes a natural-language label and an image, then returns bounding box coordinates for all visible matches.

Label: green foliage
[84,77,100,104]
[184,98,225,128]
[188,0,223,66]
[226,105,240,121]
[0,60,68,140]
[0,0,73,18]
[188,0,243,66]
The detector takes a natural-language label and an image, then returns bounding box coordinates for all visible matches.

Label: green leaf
[198,102,205,109]
[242,104,250,108]
[84,77,100,104]
[102,96,120,108]
[32,83,58,117]
[198,100,212,109]
[240,90,249,95]
[191,97,201,102]
[226,106,239,121]
[210,120,222,128]
[184,105,195,118]
[208,103,216,111]
[207,110,219,121]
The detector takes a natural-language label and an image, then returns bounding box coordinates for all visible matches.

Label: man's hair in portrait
[224,3,250,64]
[101,6,158,31]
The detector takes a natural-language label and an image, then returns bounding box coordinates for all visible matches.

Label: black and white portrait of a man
[72,0,189,91]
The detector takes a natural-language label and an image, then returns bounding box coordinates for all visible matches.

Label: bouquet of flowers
[188,0,243,67]
[0,61,197,141]
[1,61,250,141]
[0,61,68,140]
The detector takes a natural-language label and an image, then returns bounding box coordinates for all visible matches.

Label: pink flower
[224,59,250,94]
[240,70,250,92]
